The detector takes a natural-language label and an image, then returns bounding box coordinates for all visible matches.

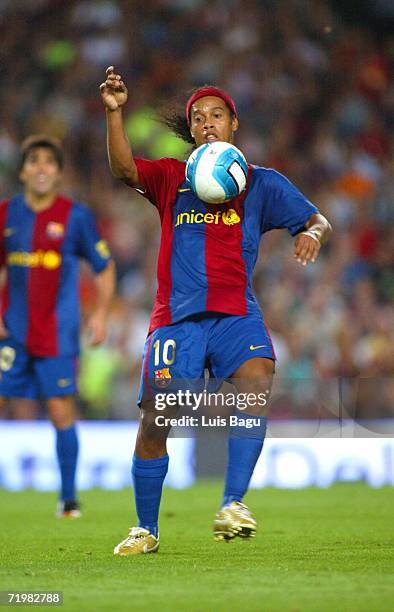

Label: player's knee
[135,431,167,458]
[51,413,76,429]
[232,358,274,416]
[135,415,169,457]
[139,417,169,443]
[47,396,76,429]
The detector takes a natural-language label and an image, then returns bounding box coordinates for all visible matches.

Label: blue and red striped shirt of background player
[134,157,319,332]
[0,195,111,357]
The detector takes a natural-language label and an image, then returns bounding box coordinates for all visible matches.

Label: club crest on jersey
[222,209,240,225]
[95,239,111,259]
[154,368,172,388]
[46,222,65,239]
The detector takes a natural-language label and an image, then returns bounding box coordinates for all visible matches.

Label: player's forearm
[94,260,116,315]
[106,109,139,185]
[304,213,332,244]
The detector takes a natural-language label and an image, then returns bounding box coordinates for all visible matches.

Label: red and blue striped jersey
[0,194,111,357]
[135,157,319,333]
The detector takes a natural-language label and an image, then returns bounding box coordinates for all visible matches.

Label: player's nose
[35,164,51,176]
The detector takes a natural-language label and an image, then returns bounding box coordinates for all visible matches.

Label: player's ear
[232,116,239,133]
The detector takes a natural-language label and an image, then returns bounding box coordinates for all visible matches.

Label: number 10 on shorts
[153,339,176,366]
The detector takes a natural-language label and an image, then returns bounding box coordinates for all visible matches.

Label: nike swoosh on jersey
[177,188,191,193]
[249,344,267,350]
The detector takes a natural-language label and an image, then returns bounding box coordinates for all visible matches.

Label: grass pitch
[0,483,393,611]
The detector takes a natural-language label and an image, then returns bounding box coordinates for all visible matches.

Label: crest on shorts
[154,367,172,388]
[46,222,65,239]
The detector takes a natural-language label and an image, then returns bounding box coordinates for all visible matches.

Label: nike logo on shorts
[249,344,267,351]
[178,188,191,193]
[58,378,72,387]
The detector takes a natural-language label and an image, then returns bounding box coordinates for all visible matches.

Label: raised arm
[100,66,140,187]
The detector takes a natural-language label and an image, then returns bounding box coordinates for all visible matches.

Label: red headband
[186,87,237,125]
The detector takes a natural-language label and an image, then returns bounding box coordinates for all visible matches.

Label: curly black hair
[159,106,195,144]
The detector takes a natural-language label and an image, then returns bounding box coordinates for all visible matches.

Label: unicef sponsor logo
[7,250,62,269]
[175,208,240,228]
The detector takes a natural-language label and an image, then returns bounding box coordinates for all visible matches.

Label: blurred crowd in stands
[0,0,393,419]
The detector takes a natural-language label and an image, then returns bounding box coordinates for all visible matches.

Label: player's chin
[32,185,56,196]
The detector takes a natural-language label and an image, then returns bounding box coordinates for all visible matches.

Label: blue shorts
[138,312,275,405]
[0,338,78,400]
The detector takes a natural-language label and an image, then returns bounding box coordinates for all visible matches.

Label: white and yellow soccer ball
[185,141,248,204]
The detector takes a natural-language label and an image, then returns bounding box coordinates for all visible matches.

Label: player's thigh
[0,338,38,400]
[138,321,206,406]
[9,398,40,420]
[208,313,276,381]
[209,315,275,415]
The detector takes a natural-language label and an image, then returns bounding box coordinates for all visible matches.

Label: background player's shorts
[138,312,275,406]
[0,337,78,399]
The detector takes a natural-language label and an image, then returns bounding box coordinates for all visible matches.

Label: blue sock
[132,454,169,538]
[56,424,79,502]
[222,410,267,507]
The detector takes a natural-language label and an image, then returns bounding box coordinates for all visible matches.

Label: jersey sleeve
[76,205,112,273]
[260,170,319,236]
[134,157,186,215]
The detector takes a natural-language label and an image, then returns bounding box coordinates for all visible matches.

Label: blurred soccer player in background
[0,136,115,517]
[100,66,331,554]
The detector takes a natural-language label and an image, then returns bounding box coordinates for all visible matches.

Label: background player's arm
[0,266,7,338]
[0,227,7,338]
[100,66,140,187]
[0,316,7,339]
[294,213,332,266]
[86,259,116,346]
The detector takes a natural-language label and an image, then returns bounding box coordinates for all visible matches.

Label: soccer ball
[185,141,248,204]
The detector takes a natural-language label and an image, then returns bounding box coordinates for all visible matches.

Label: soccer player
[0,135,115,517]
[100,67,331,554]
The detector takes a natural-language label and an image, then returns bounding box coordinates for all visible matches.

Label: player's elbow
[109,161,139,186]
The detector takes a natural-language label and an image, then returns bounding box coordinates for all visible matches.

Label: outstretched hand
[100,66,128,111]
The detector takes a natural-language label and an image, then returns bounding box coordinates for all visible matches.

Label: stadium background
[0,0,393,487]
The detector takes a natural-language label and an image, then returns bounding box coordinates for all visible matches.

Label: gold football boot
[113,527,159,556]
[213,501,256,541]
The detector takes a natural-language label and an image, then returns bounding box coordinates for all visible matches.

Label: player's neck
[24,190,58,212]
